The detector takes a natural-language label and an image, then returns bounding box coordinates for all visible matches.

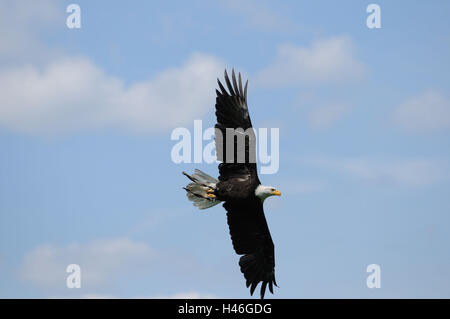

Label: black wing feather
[224,69,235,95]
[215,69,257,182]
[215,69,252,130]
[214,69,276,299]
[224,199,276,299]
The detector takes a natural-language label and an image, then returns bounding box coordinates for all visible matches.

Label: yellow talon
[206,188,214,194]
[207,193,216,199]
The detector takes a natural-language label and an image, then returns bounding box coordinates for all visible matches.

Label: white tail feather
[183,170,221,210]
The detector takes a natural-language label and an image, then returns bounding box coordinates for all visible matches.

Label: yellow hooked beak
[272,189,281,196]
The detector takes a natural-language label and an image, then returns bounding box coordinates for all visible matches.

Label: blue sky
[0,0,450,298]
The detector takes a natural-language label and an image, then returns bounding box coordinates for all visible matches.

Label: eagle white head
[255,185,281,202]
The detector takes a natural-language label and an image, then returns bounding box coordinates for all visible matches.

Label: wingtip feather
[224,69,235,95]
[250,281,258,296]
[244,80,248,101]
[260,281,267,299]
[238,72,243,97]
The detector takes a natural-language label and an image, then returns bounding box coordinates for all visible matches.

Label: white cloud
[0,53,224,135]
[48,293,115,299]
[143,291,217,299]
[307,103,350,128]
[0,2,361,137]
[79,293,116,299]
[0,0,60,65]
[19,238,153,288]
[256,36,366,87]
[393,90,450,132]
[303,157,449,187]
[0,1,225,135]
[222,0,294,32]
[53,291,217,299]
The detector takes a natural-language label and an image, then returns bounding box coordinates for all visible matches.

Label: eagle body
[183,70,280,299]
[214,165,258,202]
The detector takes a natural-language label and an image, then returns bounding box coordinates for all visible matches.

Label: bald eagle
[183,69,281,299]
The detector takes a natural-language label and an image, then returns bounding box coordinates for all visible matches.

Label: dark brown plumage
[183,69,278,299]
[214,70,277,299]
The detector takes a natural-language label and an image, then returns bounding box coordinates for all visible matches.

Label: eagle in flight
[183,69,281,299]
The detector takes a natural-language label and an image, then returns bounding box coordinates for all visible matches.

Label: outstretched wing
[215,69,258,183]
[215,69,276,298]
[224,198,277,299]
